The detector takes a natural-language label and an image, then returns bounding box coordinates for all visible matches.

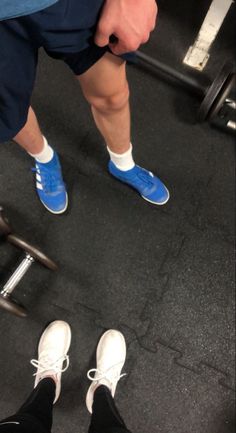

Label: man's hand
[95,0,158,55]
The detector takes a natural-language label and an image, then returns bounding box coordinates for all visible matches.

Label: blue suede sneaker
[108,161,170,205]
[32,152,68,214]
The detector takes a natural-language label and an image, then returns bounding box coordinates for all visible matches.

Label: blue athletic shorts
[0,0,109,142]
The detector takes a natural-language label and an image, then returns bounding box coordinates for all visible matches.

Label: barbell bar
[134,51,235,130]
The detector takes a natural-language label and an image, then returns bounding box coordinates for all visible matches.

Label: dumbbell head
[7,234,58,270]
[0,295,27,318]
[0,207,11,236]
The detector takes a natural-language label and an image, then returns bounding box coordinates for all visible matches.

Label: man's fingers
[109,32,149,55]
[109,39,140,55]
[95,0,158,51]
[95,20,112,47]
[141,32,150,44]
[149,2,158,31]
[94,29,110,47]
[109,41,125,55]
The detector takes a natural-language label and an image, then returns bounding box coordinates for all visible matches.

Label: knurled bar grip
[1,254,34,296]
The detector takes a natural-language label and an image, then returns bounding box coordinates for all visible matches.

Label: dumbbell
[0,207,57,318]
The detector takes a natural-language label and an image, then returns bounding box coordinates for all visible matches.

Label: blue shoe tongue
[120,164,139,176]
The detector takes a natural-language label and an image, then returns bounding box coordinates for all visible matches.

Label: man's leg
[13,107,68,214]
[78,52,170,205]
[0,16,67,215]
[13,107,45,154]
[78,52,130,155]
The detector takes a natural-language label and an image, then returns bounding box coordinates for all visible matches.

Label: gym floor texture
[0,1,235,432]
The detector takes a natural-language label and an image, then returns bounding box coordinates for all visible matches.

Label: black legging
[0,379,131,433]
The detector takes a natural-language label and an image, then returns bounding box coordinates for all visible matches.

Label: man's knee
[87,83,130,113]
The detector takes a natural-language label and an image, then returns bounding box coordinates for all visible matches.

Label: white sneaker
[30,320,71,403]
[86,330,126,414]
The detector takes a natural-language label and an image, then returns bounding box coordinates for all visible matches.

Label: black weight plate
[198,62,233,122]
[0,295,27,317]
[0,207,11,235]
[7,234,58,271]
[209,74,235,120]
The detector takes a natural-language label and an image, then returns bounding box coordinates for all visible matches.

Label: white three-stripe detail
[36,182,43,190]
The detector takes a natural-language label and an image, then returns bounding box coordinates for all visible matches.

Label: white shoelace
[87,362,126,383]
[31,354,69,376]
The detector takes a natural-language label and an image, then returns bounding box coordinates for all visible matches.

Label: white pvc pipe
[183,0,234,70]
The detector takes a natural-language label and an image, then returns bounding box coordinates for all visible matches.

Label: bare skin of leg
[13,106,44,154]
[13,53,130,156]
[78,52,131,154]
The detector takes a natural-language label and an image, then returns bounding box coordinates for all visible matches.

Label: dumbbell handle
[1,254,34,296]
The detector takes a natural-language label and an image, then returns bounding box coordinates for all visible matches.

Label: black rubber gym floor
[0,1,235,432]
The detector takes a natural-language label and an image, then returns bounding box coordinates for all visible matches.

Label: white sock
[29,136,54,163]
[107,144,135,171]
